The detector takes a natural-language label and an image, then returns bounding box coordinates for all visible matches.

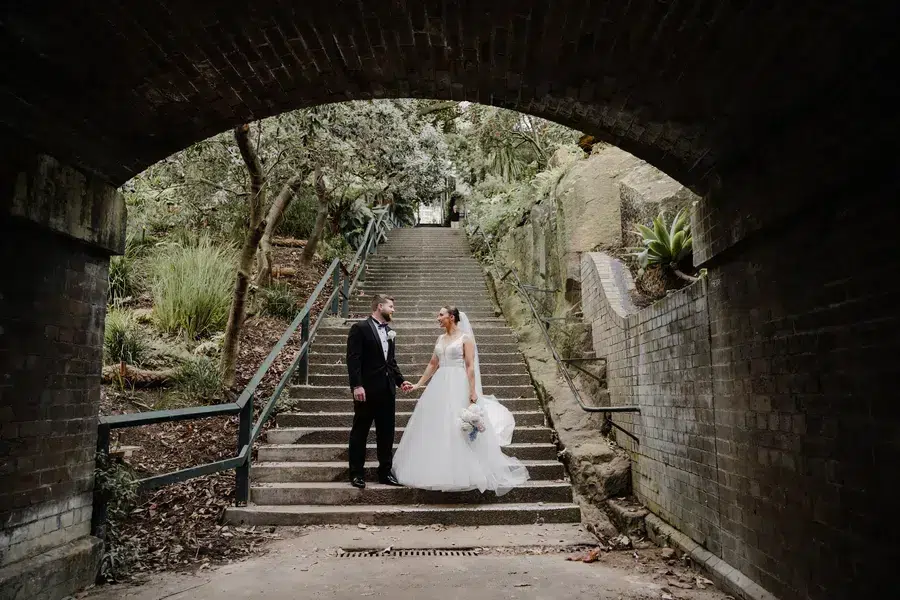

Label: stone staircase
[225,228,581,526]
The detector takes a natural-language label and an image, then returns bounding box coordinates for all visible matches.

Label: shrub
[104,310,148,365]
[174,356,223,404]
[277,189,318,239]
[631,208,693,275]
[108,232,154,304]
[94,453,139,582]
[151,238,235,339]
[319,235,353,263]
[258,283,299,320]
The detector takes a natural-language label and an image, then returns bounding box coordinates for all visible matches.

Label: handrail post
[91,423,111,539]
[341,273,351,318]
[298,312,311,384]
[234,397,252,506]
[331,266,341,315]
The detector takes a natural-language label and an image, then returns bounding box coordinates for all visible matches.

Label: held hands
[352,386,366,402]
[400,381,415,393]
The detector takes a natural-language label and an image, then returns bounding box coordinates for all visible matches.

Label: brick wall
[581,254,720,553]
[582,182,897,600]
[0,218,108,568]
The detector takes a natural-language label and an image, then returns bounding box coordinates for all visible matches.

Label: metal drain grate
[337,549,478,558]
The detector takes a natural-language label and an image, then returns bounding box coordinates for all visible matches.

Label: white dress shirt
[371,317,389,360]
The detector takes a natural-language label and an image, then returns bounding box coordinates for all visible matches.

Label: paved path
[86,525,728,600]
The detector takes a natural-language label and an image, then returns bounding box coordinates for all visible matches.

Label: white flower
[387,330,397,341]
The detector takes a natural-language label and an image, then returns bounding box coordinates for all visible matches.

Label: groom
[346,294,413,489]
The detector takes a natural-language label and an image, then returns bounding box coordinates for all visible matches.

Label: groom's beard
[380,311,393,322]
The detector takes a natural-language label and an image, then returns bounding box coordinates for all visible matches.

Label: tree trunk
[255,172,306,287]
[221,124,267,388]
[102,364,178,387]
[300,166,329,265]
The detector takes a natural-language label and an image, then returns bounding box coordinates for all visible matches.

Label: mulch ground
[98,243,335,581]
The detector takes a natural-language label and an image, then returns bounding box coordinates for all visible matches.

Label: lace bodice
[435,334,469,368]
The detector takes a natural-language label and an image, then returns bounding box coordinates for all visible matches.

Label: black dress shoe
[378,474,403,487]
[350,477,366,489]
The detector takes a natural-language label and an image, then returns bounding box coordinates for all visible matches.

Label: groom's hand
[353,386,366,402]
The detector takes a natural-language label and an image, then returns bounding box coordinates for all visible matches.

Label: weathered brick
[583,178,898,600]
[0,218,108,569]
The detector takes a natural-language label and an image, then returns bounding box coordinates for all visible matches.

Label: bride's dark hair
[442,305,461,323]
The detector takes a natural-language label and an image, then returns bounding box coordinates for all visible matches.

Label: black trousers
[348,394,396,479]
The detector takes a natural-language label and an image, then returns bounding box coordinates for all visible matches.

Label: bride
[391,306,530,495]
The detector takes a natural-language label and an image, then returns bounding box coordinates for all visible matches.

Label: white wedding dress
[392,313,530,495]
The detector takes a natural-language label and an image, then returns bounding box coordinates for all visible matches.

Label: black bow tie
[377,322,389,329]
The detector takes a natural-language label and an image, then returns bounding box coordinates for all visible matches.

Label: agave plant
[631,208,697,282]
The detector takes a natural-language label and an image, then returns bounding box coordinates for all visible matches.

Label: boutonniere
[387,330,397,341]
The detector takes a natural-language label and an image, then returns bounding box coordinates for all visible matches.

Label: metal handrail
[93,214,386,537]
[472,226,640,442]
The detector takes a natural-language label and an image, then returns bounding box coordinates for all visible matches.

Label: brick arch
[2,1,895,195]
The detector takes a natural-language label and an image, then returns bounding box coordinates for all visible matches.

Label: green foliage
[104,310,148,365]
[151,238,235,339]
[277,188,318,239]
[108,232,154,304]
[174,356,223,404]
[630,208,693,271]
[319,235,353,263]
[467,163,569,239]
[258,282,299,320]
[95,453,140,582]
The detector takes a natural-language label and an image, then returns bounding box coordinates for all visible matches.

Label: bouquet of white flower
[459,404,487,442]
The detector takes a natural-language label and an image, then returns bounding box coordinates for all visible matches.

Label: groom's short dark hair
[371,294,394,311]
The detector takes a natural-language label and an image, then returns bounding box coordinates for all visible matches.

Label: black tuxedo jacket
[346,317,405,399]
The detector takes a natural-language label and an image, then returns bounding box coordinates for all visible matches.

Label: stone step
[251,460,565,483]
[287,384,537,400]
[362,277,484,284]
[266,426,554,445]
[277,410,546,428]
[258,442,557,462]
[310,352,524,365]
[307,372,531,386]
[313,332,515,345]
[371,253,473,259]
[310,342,521,354]
[224,503,580,526]
[365,259,481,266]
[309,362,526,375]
[362,269,485,277]
[354,294,492,303]
[355,290,493,299]
[348,310,500,318]
[315,324,512,335]
[287,398,540,413]
[349,301,495,310]
[248,480,572,505]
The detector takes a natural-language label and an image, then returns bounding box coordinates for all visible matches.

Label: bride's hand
[469,390,478,404]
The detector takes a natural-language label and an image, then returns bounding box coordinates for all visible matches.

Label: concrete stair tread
[263,442,555,450]
[228,503,578,514]
[278,410,544,417]
[225,503,581,526]
[268,426,551,434]
[254,460,563,468]
[251,480,567,490]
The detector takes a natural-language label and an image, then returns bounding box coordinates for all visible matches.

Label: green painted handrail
[92,214,386,536]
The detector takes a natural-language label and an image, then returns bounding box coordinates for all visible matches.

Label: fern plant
[631,208,697,282]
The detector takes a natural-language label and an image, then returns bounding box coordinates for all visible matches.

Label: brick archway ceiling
[1,1,896,193]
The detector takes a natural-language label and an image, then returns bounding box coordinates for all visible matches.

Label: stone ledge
[645,514,779,600]
[0,536,101,600]
[3,153,126,254]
